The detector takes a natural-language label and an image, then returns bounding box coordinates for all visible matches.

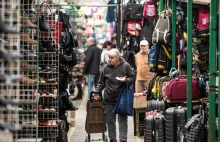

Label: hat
[140,40,149,46]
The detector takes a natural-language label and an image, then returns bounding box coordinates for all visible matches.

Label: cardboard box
[133,96,147,109]
[66,111,75,127]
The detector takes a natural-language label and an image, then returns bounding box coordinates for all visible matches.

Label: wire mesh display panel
[17,0,60,141]
[0,0,21,142]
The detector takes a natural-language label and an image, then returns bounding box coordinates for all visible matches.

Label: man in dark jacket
[93,49,134,142]
[83,37,102,99]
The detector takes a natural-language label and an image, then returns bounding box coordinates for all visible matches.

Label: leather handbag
[123,4,143,21]
[112,82,134,116]
[40,0,63,44]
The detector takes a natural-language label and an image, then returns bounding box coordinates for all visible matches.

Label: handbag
[112,82,134,116]
[40,0,63,44]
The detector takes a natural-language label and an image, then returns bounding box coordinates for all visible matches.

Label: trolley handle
[90,91,103,100]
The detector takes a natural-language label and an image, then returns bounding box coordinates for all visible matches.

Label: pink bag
[197,7,210,30]
[166,75,201,101]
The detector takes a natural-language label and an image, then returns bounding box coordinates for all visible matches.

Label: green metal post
[159,0,164,13]
[209,0,217,141]
[171,0,176,68]
[186,0,192,119]
[218,0,220,140]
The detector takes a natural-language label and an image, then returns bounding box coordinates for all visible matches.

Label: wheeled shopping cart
[85,92,108,142]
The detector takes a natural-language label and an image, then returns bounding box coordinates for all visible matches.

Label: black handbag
[123,4,143,21]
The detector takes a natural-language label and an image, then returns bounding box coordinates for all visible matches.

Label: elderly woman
[93,48,134,142]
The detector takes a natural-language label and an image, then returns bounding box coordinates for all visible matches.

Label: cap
[140,40,149,46]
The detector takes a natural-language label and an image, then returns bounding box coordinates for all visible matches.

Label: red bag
[165,75,201,101]
[40,0,63,44]
[41,21,63,45]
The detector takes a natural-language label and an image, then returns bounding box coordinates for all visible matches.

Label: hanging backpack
[176,5,184,23]
[148,44,160,72]
[143,0,157,18]
[140,20,154,46]
[123,4,143,21]
[196,7,210,30]
[152,15,171,45]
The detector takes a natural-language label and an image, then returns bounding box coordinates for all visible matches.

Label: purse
[40,0,63,44]
[112,82,134,116]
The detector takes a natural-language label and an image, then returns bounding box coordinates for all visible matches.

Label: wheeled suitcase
[165,106,186,142]
[85,93,108,142]
[144,111,165,142]
[147,100,166,113]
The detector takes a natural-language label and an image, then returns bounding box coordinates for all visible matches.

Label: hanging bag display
[112,82,134,116]
[40,0,63,45]
[152,14,171,45]
[123,4,143,21]
[196,6,210,30]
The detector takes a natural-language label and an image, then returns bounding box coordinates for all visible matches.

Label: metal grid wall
[17,0,60,141]
[0,0,21,142]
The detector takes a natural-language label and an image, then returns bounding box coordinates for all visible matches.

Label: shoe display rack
[17,0,60,141]
[0,0,21,142]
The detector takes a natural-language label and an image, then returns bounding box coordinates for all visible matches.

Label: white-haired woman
[93,48,134,142]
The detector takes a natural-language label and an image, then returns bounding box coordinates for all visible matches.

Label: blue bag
[112,82,134,116]
[148,44,160,72]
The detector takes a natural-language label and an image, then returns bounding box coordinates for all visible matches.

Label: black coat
[83,44,102,74]
[95,58,134,105]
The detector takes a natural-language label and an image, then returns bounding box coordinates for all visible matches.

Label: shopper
[100,41,113,71]
[93,49,134,142]
[83,37,102,99]
[135,40,154,93]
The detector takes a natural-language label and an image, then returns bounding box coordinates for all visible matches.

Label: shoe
[0,74,21,84]
[110,138,117,142]
[21,75,38,84]
[49,106,56,111]
[0,16,18,34]
[23,51,37,61]
[21,62,37,70]
[44,106,49,111]
[0,122,21,133]
[51,120,56,126]
[38,105,43,111]
[20,32,37,45]
[70,105,78,111]
[39,77,46,84]
[0,96,20,106]
[41,41,56,52]
[46,78,56,83]
[0,48,21,60]
[39,16,54,32]
[21,16,36,27]
[47,120,52,126]
[42,90,53,96]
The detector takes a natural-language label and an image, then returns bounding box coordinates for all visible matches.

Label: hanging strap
[40,0,53,15]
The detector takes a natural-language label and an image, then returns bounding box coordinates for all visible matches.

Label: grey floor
[68,85,144,142]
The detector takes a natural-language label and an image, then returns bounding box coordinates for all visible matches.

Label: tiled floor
[68,86,144,142]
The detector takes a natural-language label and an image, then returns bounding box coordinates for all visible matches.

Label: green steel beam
[218,0,220,141]
[209,0,217,141]
[171,0,176,68]
[186,0,192,119]
[159,0,164,13]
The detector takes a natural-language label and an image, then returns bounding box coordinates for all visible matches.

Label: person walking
[100,41,112,71]
[93,49,134,142]
[83,37,102,99]
[135,39,154,93]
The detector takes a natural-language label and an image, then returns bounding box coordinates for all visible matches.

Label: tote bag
[112,82,134,116]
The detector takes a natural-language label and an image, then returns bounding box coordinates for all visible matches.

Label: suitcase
[147,100,166,113]
[165,75,201,101]
[165,106,186,142]
[145,111,165,142]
